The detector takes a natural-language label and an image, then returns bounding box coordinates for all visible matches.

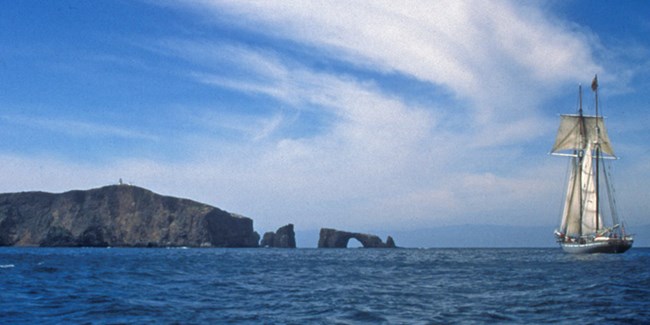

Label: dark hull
[560,239,632,254]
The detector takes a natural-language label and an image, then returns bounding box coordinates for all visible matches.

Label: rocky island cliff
[0,185,260,247]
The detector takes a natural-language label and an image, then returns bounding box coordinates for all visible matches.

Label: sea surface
[1,247,649,324]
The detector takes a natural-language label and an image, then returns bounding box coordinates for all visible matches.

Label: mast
[578,85,585,236]
[592,75,600,232]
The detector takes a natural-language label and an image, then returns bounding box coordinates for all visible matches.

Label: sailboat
[551,75,633,254]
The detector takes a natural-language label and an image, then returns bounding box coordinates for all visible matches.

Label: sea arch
[317,228,396,248]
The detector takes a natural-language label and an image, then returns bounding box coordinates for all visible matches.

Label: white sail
[580,143,603,235]
[558,142,604,237]
[560,157,582,236]
[551,115,615,156]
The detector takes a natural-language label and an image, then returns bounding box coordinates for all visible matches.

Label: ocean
[1,247,649,324]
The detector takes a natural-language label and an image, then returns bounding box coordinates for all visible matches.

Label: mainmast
[592,75,600,232]
[578,85,585,236]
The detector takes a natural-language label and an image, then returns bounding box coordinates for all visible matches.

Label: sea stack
[260,224,296,248]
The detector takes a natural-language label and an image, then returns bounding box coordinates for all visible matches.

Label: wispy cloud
[188,108,287,142]
[167,0,613,156]
[1,115,158,141]
[185,1,603,113]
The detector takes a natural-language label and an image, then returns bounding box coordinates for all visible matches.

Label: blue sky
[1,0,649,236]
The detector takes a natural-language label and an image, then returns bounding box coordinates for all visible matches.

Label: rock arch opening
[346,237,364,248]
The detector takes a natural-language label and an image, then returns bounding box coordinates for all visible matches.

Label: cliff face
[0,185,259,247]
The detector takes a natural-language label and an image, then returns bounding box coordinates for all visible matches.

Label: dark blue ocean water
[1,247,649,324]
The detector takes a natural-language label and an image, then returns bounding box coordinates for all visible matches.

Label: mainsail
[579,143,603,235]
[558,143,604,237]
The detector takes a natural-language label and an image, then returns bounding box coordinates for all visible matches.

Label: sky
[1,0,649,239]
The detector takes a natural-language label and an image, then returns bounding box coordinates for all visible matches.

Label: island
[0,185,260,247]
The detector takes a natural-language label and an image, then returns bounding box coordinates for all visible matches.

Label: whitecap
[0,264,15,268]
[166,246,188,249]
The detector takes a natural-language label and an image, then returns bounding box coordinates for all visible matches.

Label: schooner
[551,75,633,254]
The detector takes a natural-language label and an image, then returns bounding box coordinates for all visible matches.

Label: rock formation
[0,185,260,247]
[260,224,296,248]
[318,228,396,248]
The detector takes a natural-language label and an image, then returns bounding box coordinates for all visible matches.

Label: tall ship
[551,75,633,254]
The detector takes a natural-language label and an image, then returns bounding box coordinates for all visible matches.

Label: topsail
[551,114,615,156]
